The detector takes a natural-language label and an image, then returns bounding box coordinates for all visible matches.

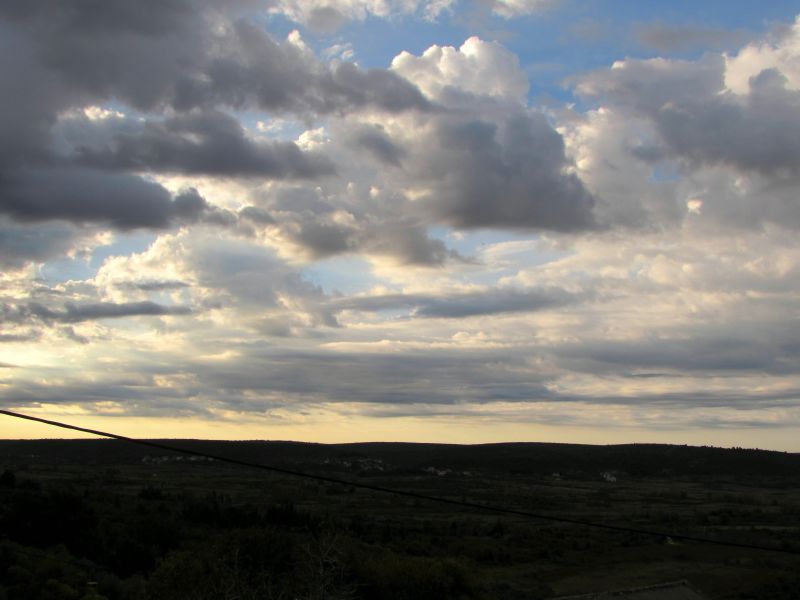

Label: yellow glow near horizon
[1,410,798,453]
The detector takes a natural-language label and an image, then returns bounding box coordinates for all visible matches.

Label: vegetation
[1,440,799,599]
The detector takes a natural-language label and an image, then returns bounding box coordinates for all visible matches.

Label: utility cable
[2,409,798,557]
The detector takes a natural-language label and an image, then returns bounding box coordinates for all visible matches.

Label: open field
[1,440,799,599]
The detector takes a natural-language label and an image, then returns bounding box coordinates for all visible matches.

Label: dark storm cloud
[412,112,596,231]
[3,301,192,325]
[579,56,800,177]
[74,111,336,179]
[333,287,583,318]
[635,23,750,52]
[0,169,211,229]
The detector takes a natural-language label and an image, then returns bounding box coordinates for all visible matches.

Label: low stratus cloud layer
[1,2,799,448]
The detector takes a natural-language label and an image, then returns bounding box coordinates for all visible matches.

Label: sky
[1,1,800,450]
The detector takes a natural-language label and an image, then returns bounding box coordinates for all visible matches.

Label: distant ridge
[1,439,798,479]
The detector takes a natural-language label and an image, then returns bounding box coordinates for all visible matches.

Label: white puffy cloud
[391,36,529,103]
[573,22,800,234]
[725,16,800,94]
[349,38,597,231]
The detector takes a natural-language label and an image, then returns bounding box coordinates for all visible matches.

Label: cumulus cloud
[724,16,800,93]
[378,38,597,231]
[569,21,800,235]
[577,49,800,178]
[229,36,598,268]
[407,111,596,230]
[392,37,529,103]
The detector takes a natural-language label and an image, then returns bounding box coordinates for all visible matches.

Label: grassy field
[1,440,799,599]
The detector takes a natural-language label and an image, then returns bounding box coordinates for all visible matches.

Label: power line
[1,408,798,557]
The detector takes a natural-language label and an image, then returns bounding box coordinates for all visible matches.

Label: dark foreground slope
[1,440,799,599]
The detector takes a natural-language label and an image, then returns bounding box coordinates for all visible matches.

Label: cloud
[0,333,40,344]
[70,110,337,179]
[558,330,800,376]
[240,182,463,266]
[5,301,191,325]
[409,112,596,230]
[571,21,800,233]
[230,36,599,270]
[577,53,800,178]
[254,0,554,32]
[635,23,750,52]
[478,0,558,19]
[343,124,407,167]
[116,280,191,292]
[724,16,800,94]
[0,3,431,241]
[332,286,583,318]
[270,0,457,31]
[94,231,333,326]
[3,5,800,445]
[1,6,433,116]
[183,345,557,406]
[0,168,213,229]
[392,37,529,103]
[0,217,102,270]
[379,38,598,231]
